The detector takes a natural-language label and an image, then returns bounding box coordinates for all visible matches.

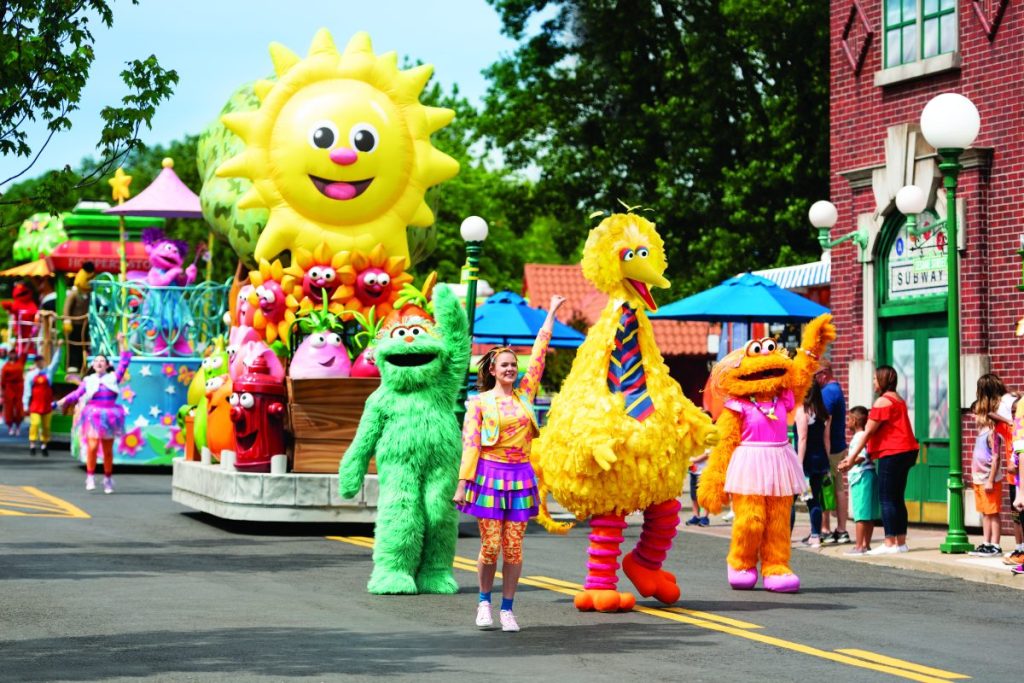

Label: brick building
[827,0,1021,527]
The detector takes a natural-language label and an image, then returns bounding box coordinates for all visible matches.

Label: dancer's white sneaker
[85,474,96,491]
[475,601,493,629]
[103,476,114,494]
[499,610,520,632]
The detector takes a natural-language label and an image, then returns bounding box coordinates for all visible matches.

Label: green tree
[480,0,829,295]
[0,0,178,216]
[419,83,564,293]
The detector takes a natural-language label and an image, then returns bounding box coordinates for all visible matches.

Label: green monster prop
[338,284,469,594]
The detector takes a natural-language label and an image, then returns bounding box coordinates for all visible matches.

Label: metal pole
[455,241,483,427]
[938,148,972,554]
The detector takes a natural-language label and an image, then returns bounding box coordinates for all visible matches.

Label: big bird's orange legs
[574,514,636,612]
[622,498,681,605]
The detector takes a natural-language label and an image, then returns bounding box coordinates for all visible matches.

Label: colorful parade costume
[457,329,549,523]
[338,286,469,594]
[2,353,26,435]
[61,351,131,492]
[699,315,835,593]
[531,212,717,612]
[23,347,62,455]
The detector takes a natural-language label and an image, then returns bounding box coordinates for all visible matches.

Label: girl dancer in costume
[57,333,130,494]
[454,295,565,632]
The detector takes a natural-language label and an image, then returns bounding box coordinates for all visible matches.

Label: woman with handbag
[796,381,831,548]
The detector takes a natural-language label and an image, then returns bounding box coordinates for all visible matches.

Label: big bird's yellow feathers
[532,213,716,526]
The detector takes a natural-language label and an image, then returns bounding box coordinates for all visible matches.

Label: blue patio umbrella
[650,272,830,324]
[472,291,586,349]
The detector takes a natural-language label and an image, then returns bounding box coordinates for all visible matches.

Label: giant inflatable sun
[217,29,460,265]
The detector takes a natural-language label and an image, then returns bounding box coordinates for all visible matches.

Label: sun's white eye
[322,268,335,282]
[308,267,323,280]
[308,120,339,149]
[327,333,343,347]
[637,247,649,258]
[621,249,635,262]
[378,273,390,286]
[311,334,326,348]
[390,326,408,339]
[763,339,777,353]
[229,393,239,406]
[349,123,379,153]
[363,273,379,286]
[747,342,762,356]
[239,392,255,409]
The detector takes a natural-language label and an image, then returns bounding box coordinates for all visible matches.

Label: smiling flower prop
[335,243,412,319]
[283,242,347,315]
[248,259,293,345]
[216,29,459,264]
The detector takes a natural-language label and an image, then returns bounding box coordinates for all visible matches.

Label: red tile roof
[523,264,718,356]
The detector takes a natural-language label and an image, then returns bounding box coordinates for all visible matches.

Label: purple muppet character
[130,229,201,356]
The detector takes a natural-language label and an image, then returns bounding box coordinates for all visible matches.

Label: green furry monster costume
[338,284,469,594]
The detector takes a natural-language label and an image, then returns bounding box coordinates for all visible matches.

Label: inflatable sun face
[217,29,459,265]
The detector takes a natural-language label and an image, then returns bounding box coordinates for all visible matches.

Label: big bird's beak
[621,258,670,311]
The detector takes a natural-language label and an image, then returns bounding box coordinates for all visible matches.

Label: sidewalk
[680,511,1024,591]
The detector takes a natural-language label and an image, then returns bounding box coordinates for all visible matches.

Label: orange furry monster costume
[532,212,717,612]
[698,314,835,593]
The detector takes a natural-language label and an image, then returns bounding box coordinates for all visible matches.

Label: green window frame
[884,0,958,68]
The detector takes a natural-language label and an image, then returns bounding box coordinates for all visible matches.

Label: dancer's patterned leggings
[478,519,527,565]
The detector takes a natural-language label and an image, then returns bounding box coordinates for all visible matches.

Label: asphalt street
[0,443,1018,683]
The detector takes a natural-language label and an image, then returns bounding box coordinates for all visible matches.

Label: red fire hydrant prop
[229,355,287,473]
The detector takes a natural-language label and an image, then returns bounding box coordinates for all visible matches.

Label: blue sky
[0,0,523,186]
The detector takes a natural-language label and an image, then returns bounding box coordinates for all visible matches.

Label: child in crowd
[23,342,61,457]
[969,406,1004,557]
[1007,396,1024,565]
[838,406,879,555]
[685,447,710,526]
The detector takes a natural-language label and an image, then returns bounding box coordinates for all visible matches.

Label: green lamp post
[455,215,488,426]
[898,92,981,554]
[808,199,868,252]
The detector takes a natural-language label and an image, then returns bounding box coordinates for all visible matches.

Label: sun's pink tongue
[324,182,357,200]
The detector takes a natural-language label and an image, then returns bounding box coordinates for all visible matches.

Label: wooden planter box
[287,377,381,474]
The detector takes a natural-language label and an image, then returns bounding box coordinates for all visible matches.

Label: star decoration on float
[165,385,176,395]
[149,406,161,418]
[139,365,152,377]
[133,416,150,427]
[215,29,459,264]
[108,167,132,203]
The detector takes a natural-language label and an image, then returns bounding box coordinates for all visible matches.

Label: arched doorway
[875,211,950,524]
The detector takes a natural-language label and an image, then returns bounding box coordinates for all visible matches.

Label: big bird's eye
[746,341,762,356]
[637,247,649,258]
[350,123,379,153]
[308,121,339,149]
[390,326,408,339]
[762,339,777,353]
[620,249,635,261]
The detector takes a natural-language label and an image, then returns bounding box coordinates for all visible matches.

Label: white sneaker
[866,545,898,555]
[499,609,519,632]
[721,510,735,522]
[475,601,493,629]
[103,476,114,494]
[844,547,868,556]
[896,544,910,553]
[85,475,96,491]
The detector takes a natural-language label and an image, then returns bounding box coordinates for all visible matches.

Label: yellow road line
[836,649,970,680]
[327,536,968,682]
[0,485,89,519]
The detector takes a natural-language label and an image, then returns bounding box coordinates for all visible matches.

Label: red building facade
[828,1,1022,527]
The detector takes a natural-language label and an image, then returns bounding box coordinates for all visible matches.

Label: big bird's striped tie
[607,304,654,421]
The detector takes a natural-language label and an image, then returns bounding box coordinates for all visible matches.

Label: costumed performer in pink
[56,332,130,494]
[453,295,565,633]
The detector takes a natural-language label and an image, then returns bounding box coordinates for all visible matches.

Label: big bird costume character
[533,212,717,612]
[698,314,835,593]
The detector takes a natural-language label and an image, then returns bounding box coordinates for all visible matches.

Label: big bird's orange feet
[622,552,680,605]
[574,589,636,612]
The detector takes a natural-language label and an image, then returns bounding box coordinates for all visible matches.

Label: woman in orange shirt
[846,365,919,555]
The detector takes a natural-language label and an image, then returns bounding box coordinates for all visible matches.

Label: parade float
[62,160,231,466]
[171,28,460,521]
